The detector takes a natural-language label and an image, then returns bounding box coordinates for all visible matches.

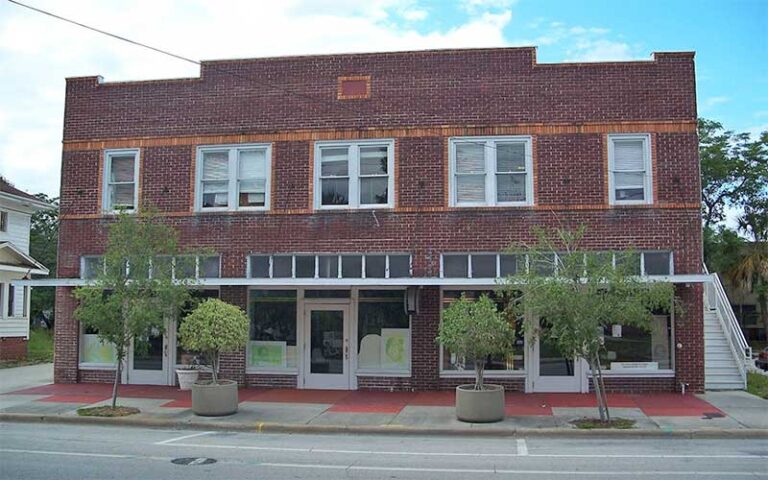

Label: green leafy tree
[699,120,767,229]
[73,210,192,408]
[29,194,58,328]
[502,226,676,422]
[437,294,516,390]
[178,299,249,384]
[728,197,768,341]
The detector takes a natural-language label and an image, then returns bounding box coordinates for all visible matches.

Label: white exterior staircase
[703,271,752,390]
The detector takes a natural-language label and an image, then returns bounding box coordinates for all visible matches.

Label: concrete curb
[2,413,768,439]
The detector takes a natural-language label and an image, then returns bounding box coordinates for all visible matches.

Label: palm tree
[728,203,768,342]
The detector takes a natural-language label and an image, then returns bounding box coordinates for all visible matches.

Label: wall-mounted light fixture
[405,286,420,315]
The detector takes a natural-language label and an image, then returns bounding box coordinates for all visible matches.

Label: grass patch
[77,406,140,417]
[747,371,768,399]
[0,328,54,369]
[571,417,636,429]
[28,328,54,363]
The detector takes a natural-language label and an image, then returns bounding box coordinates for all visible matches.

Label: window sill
[79,363,116,370]
[314,205,395,212]
[245,369,298,375]
[440,371,525,378]
[356,370,411,377]
[588,370,675,377]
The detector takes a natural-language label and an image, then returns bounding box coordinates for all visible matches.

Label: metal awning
[12,274,712,288]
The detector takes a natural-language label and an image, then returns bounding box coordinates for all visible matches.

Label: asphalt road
[1,422,766,479]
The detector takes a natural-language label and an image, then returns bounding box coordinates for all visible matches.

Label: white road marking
[259,462,767,476]
[155,431,213,445]
[0,448,131,459]
[165,442,768,459]
[168,442,521,457]
[517,438,528,456]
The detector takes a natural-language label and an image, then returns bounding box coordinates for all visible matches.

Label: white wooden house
[0,177,50,360]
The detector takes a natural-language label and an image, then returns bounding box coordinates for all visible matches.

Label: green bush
[436,294,516,390]
[178,299,249,384]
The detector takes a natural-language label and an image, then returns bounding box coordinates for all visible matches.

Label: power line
[7,0,530,156]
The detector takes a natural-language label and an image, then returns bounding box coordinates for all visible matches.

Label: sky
[0,0,766,199]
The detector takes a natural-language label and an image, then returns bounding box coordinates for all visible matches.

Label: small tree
[73,210,192,409]
[437,294,516,390]
[503,226,676,422]
[178,299,249,384]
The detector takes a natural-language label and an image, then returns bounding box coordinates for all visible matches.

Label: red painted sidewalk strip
[8,384,726,417]
[38,395,110,404]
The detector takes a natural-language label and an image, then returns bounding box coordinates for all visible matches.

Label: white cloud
[0,0,515,196]
[701,96,730,110]
[565,39,635,62]
[745,123,768,140]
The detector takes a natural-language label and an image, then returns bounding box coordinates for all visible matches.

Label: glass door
[127,325,170,385]
[303,305,350,389]
[530,321,584,392]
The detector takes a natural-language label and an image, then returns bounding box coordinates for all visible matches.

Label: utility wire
[7,0,532,157]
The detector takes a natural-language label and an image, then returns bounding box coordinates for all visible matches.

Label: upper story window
[608,134,652,205]
[196,144,271,211]
[449,136,533,207]
[103,149,139,213]
[314,140,394,210]
[0,211,7,232]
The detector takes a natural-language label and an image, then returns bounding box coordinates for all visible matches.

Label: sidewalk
[1,383,767,437]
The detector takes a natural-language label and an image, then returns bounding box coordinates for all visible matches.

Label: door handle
[344,344,349,360]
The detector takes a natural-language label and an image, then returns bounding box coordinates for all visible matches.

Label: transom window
[314,140,395,209]
[440,251,673,278]
[608,134,652,205]
[248,254,411,279]
[196,144,271,211]
[449,136,533,207]
[103,149,139,213]
[80,255,221,279]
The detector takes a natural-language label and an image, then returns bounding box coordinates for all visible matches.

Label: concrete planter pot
[175,369,200,391]
[191,380,238,416]
[455,384,505,423]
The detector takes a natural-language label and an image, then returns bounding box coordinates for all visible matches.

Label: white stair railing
[703,268,752,388]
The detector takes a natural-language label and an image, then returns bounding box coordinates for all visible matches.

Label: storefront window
[248,290,298,370]
[440,290,525,373]
[357,290,410,373]
[80,326,117,365]
[599,314,672,371]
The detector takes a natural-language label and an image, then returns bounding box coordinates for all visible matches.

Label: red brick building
[47,47,712,392]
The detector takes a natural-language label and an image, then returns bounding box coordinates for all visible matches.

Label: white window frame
[449,136,533,207]
[314,139,395,210]
[102,149,140,214]
[195,143,272,212]
[247,254,412,279]
[607,133,652,205]
[0,210,7,232]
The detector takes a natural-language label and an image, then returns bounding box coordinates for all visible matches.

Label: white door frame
[527,331,587,393]
[125,322,172,385]
[302,303,352,390]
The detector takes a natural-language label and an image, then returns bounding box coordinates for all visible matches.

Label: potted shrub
[175,355,201,390]
[178,299,249,416]
[437,294,516,423]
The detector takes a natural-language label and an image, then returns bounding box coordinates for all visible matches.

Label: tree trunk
[474,359,484,390]
[589,357,606,422]
[759,294,768,346]
[211,352,218,384]
[595,354,611,423]
[111,350,122,409]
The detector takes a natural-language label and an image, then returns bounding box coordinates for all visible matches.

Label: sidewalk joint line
[154,430,213,445]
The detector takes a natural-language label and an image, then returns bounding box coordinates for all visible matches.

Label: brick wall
[62,49,696,142]
[54,287,79,383]
[0,337,27,362]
